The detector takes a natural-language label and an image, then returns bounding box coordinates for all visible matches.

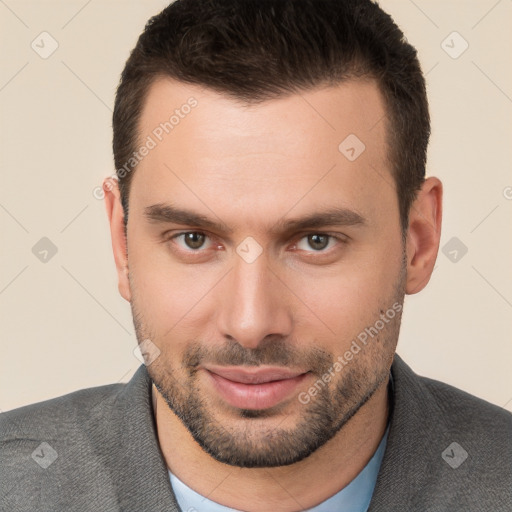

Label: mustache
[182,337,333,376]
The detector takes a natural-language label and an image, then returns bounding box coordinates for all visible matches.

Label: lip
[203,366,309,410]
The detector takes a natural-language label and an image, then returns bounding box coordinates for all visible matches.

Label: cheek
[289,273,378,345]
[287,245,403,342]
[128,237,223,334]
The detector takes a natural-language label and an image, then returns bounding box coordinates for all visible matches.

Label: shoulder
[401,359,512,439]
[0,380,126,443]
[0,377,136,510]
[423,372,510,421]
[0,379,127,486]
[0,366,170,511]
[373,355,512,510]
[392,353,511,427]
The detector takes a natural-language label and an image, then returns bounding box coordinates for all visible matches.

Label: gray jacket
[1,354,511,511]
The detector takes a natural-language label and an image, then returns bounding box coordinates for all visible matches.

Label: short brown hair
[113,0,429,231]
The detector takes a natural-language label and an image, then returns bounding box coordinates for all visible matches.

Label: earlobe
[103,177,132,302]
[405,177,443,295]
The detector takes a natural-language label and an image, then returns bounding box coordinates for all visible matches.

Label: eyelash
[163,231,347,258]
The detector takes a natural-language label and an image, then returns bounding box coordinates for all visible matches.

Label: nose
[216,250,293,350]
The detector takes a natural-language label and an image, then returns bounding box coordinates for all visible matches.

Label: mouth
[203,365,310,410]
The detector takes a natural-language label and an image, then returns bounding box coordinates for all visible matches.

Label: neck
[153,377,390,512]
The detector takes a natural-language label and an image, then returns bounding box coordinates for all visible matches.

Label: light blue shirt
[169,374,393,512]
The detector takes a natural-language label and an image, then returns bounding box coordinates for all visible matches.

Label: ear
[103,177,131,302]
[405,177,443,294]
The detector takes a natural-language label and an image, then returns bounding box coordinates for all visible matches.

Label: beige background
[0,0,511,413]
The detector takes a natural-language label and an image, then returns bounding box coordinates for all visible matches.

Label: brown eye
[306,234,330,251]
[182,232,207,249]
[294,233,345,254]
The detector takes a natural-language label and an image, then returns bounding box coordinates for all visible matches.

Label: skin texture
[104,78,442,511]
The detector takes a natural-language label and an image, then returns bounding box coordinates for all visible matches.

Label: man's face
[125,78,406,467]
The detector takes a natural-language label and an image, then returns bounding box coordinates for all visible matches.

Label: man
[1,0,511,510]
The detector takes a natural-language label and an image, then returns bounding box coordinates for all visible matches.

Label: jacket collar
[368,353,444,511]
[107,364,180,511]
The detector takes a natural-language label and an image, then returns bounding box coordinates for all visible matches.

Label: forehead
[131,77,394,231]
[139,77,387,155]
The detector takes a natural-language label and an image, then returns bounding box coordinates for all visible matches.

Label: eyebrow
[144,202,366,236]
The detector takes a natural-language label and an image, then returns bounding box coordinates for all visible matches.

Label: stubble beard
[130,264,406,468]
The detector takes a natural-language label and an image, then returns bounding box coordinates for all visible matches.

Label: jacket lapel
[96,365,181,511]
